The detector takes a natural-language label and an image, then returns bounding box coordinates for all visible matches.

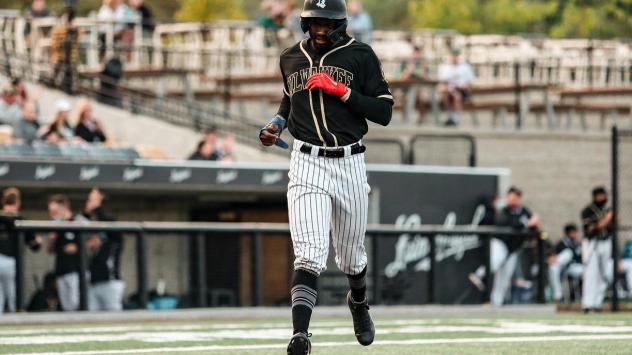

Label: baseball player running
[259,0,393,353]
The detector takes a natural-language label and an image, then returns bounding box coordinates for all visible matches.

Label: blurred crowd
[0,187,124,314]
[472,185,632,310]
[259,0,373,48]
[0,77,108,147]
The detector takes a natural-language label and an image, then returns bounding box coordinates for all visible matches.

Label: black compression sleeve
[346,90,393,126]
[277,94,291,120]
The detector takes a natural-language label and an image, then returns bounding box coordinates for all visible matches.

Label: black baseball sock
[347,267,367,303]
[291,268,318,334]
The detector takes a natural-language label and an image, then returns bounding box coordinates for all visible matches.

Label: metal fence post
[14,229,25,312]
[427,234,436,304]
[514,62,523,129]
[136,232,148,309]
[536,232,546,304]
[196,233,207,307]
[482,233,491,303]
[251,232,263,306]
[611,125,620,312]
[371,234,380,304]
[77,233,89,311]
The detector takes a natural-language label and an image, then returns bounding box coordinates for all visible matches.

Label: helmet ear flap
[300,17,310,33]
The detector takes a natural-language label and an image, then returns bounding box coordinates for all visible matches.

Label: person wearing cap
[438,48,475,126]
[38,99,74,144]
[491,186,540,306]
[0,85,22,135]
[548,223,583,302]
[0,187,42,315]
[581,186,614,312]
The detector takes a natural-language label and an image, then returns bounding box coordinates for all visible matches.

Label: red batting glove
[306,73,348,98]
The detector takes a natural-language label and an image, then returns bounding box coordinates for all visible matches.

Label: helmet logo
[316,0,326,9]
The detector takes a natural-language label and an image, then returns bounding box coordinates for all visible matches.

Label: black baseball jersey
[581,203,612,239]
[277,37,393,147]
[497,205,533,252]
[554,237,582,264]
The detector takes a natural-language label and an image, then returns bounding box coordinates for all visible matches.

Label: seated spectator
[221,134,236,162]
[347,1,373,44]
[0,85,22,132]
[98,0,136,54]
[189,140,220,161]
[548,223,583,302]
[80,188,124,311]
[17,101,41,144]
[39,99,74,143]
[11,77,29,108]
[73,100,107,143]
[24,0,51,39]
[438,48,475,126]
[129,0,154,37]
[50,7,79,93]
[189,128,221,161]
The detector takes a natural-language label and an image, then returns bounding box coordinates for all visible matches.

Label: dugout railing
[0,219,545,312]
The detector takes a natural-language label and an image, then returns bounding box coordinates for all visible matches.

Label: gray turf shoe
[347,291,375,346]
[287,332,311,355]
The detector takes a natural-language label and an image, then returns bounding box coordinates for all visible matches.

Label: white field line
[19,334,632,355]
[3,321,632,344]
[0,318,629,337]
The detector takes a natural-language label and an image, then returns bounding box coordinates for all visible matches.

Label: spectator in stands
[189,128,221,161]
[0,188,42,315]
[50,7,79,94]
[73,100,107,143]
[491,186,540,306]
[17,101,41,144]
[98,0,136,56]
[282,1,304,44]
[80,188,124,311]
[0,85,22,134]
[24,0,51,39]
[47,194,100,311]
[347,1,373,44]
[398,44,428,124]
[548,223,583,302]
[438,48,475,126]
[259,0,287,47]
[11,78,29,108]
[39,99,75,144]
[128,0,154,38]
[221,134,236,162]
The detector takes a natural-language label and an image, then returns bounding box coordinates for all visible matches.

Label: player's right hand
[259,124,280,146]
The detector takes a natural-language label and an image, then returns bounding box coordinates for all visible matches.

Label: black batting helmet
[300,0,348,33]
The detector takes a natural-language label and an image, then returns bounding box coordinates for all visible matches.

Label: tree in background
[176,0,246,22]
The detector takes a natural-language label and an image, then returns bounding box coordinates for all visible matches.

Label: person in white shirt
[97,0,135,56]
[438,48,475,126]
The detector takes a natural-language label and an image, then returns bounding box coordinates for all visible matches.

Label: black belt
[299,143,366,158]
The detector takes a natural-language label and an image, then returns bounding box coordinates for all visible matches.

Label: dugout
[0,158,509,307]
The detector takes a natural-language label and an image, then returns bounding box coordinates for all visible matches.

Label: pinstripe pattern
[288,139,369,276]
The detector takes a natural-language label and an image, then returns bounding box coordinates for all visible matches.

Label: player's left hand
[306,73,348,98]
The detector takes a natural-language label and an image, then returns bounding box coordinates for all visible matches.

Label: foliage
[175,0,246,22]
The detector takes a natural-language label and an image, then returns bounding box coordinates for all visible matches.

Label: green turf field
[2,313,632,354]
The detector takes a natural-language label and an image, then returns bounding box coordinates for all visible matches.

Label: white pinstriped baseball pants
[288,139,370,276]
